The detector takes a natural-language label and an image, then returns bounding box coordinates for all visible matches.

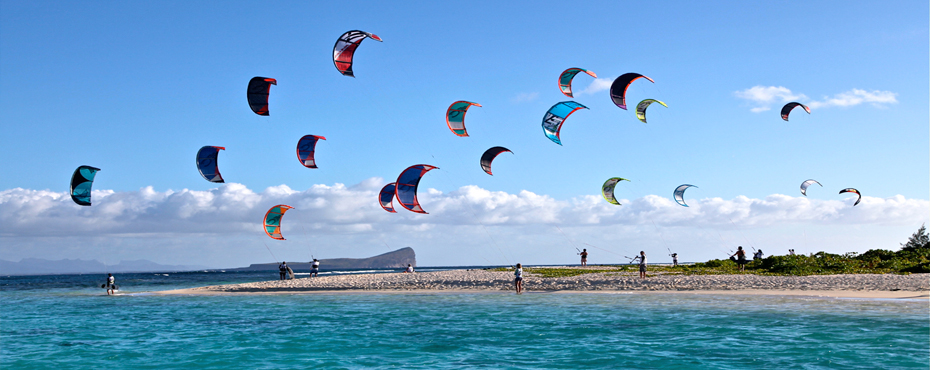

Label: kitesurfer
[579,249,588,267]
[279,261,287,280]
[310,259,320,277]
[753,249,764,260]
[106,273,115,295]
[730,247,748,272]
[670,253,678,267]
[514,263,523,294]
[632,251,647,278]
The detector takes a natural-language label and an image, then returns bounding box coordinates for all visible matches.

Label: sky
[1,1,927,268]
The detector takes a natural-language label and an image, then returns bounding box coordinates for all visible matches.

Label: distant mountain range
[228,247,416,272]
[0,258,210,276]
[1,247,417,276]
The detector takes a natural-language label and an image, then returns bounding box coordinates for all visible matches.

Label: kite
[196,146,226,183]
[247,77,276,116]
[800,179,822,196]
[610,73,655,110]
[781,102,810,121]
[70,165,100,206]
[635,99,667,123]
[446,101,481,137]
[602,177,630,205]
[333,30,382,77]
[542,101,588,145]
[839,188,862,206]
[395,164,438,214]
[296,135,326,169]
[558,68,597,98]
[379,183,397,213]
[673,184,697,207]
[480,146,512,175]
[263,204,294,240]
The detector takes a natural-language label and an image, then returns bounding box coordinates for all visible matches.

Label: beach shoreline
[149,268,929,299]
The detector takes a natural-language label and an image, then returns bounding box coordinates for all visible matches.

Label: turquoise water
[2,272,928,369]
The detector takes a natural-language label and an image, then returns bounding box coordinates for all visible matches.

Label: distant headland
[226,247,416,272]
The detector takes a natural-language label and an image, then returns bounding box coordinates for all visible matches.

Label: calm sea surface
[1,271,928,369]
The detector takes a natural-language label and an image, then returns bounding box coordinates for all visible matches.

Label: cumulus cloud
[575,77,614,95]
[1,181,926,239]
[807,89,898,109]
[735,86,898,113]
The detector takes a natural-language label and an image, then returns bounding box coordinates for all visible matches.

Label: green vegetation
[689,224,930,275]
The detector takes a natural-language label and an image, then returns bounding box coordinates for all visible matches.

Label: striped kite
[558,68,597,98]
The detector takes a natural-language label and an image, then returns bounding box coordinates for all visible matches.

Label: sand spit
[153,268,929,299]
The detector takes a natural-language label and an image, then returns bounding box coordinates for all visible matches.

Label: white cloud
[735,86,898,113]
[734,85,807,105]
[2,181,926,266]
[575,77,614,95]
[510,92,538,103]
[807,89,898,109]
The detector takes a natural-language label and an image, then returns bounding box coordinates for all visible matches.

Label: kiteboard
[287,266,295,280]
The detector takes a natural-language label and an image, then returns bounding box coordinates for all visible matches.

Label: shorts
[737,259,747,265]
[639,264,646,273]
[514,277,523,282]
[311,268,319,273]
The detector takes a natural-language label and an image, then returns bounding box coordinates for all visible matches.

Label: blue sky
[1,1,927,268]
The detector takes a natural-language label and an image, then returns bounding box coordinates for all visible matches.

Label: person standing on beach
[632,251,647,278]
[731,247,747,272]
[106,273,115,295]
[310,259,320,277]
[579,249,588,267]
[670,253,678,267]
[514,263,523,294]
[279,261,287,280]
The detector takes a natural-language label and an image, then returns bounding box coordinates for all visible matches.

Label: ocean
[1,271,928,369]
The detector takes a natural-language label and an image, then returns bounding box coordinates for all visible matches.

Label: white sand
[152,267,929,299]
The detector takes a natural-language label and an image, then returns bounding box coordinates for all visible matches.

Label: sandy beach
[153,267,929,299]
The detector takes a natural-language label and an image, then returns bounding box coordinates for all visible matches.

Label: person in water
[632,251,647,278]
[279,261,287,280]
[310,259,320,277]
[731,247,748,272]
[404,264,414,273]
[513,263,523,294]
[579,249,588,267]
[753,249,764,260]
[106,273,115,295]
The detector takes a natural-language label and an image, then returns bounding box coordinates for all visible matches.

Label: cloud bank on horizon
[734,86,898,112]
[2,179,926,239]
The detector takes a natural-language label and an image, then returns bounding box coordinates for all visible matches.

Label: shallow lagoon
[2,272,928,369]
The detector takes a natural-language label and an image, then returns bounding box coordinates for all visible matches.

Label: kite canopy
[673,184,697,207]
[70,165,100,206]
[610,73,655,110]
[480,146,512,176]
[602,177,630,205]
[446,101,481,137]
[196,146,225,183]
[379,183,397,213]
[263,204,293,240]
[296,135,326,169]
[333,30,382,77]
[542,101,589,145]
[247,77,276,116]
[839,188,862,206]
[558,68,597,98]
[781,102,810,121]
[800,179,822,196]
[635,99,667,123]
[395,164,438,214]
